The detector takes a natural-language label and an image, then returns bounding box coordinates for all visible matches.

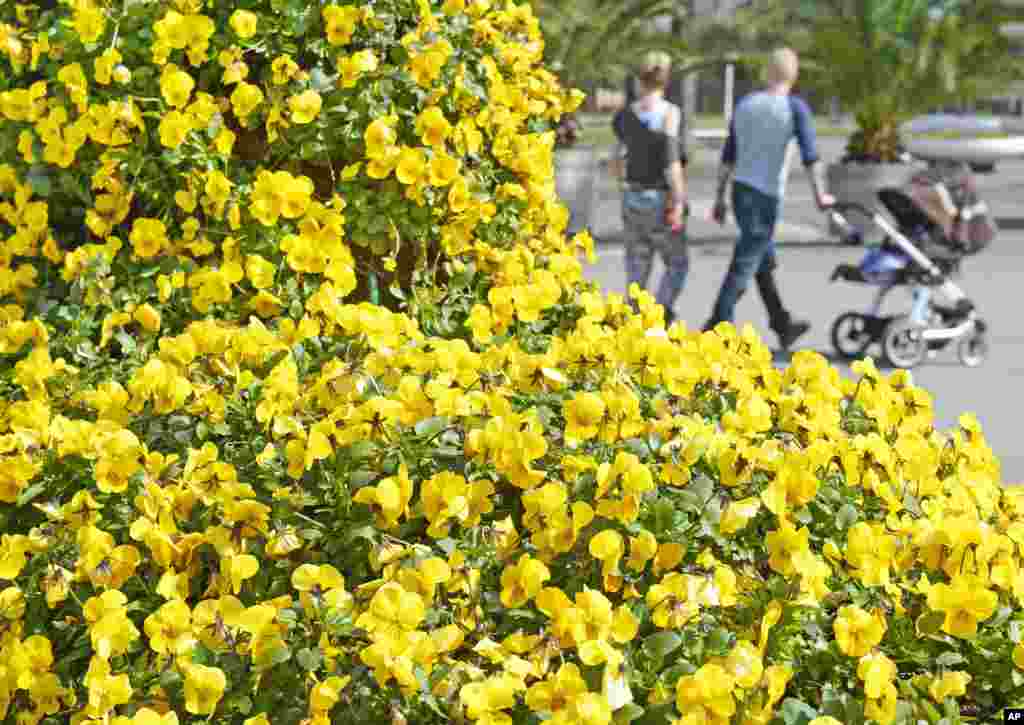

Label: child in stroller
[826,160,995,369]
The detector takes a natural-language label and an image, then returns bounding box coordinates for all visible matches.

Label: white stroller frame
[827,201,987,368]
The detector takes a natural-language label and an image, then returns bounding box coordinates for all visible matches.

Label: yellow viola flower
[288,89,322,124]
[83,590,139,659]
[160,65,194,108]
[428,151,460,186]
[721,640,764,690]
[352,463,414,530]
[158,110,193,148]
[229,9,258,38]
[143,599,196,656]
[84,655,134,717]
[271,54,300,84]
[230,82,264,123]
[525,662,587,715]
[719,496,762,535]
[395,146,428,186]
[646,573,698,630]
[71,1,106,43]
[564,391,605,445]
[133,304,161,333]
[929,671,971,703]
[653,542,685,576]
[675,663,736,724]
[128,218,168,260]
[416,106,452,148]
[589,529,624,592]
[926,575,998,638]
[500,554,551,609]
[461,674,524,723]
[182,663,227,715]
[322,4,361,45]
[221,553,259,594]
[291,563,353,616]
[857,650,896,700]
[765,522,812,577]
[0,585,26,621]
[833,605,887,657]
[626,530,658,573]
[309,675,351,715]
[0,533,31,579]
[244,254,276,290]
[864,680,899,725]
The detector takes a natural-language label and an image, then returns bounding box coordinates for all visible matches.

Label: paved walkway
[567,135,1024,483]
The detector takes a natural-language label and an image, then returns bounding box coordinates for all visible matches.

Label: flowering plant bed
[0,1,1023,725]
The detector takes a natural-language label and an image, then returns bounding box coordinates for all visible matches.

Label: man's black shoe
[776,320,811,350]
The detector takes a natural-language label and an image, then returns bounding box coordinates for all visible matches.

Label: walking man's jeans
[622,189,689,318]
[707,181,791,331]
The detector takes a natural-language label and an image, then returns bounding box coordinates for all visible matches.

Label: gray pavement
[569,135,1024,483]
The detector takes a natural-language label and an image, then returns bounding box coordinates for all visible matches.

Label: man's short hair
[766,47,799,84]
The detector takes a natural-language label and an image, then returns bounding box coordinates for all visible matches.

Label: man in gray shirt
[705,48,834,349]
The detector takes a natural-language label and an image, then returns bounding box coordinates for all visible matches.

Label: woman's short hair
[638,51,671,92]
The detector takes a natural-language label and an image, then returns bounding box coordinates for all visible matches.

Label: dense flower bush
[1,1,1023,725]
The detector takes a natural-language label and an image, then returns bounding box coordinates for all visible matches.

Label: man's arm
[712,117,737,215]
[792,97,834,208]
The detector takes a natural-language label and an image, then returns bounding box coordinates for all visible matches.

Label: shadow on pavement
[591,233,852,250]
[995,216,1024,230]
[771,348,967,370]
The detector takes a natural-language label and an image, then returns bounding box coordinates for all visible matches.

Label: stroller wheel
[831,312,874,360]
[882,316,927,369]
[957,327,988,368]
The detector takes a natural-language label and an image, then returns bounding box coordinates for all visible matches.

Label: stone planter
[554,146,599,236]
[826,159,924,239]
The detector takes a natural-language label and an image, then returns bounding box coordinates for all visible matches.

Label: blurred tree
[734,0,1023,161]
[532,0,686,93]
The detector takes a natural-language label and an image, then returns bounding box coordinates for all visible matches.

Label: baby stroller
[826,161,996,369]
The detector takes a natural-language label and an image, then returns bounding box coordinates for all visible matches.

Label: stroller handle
[824,201,875,244]
[825,200,875,219]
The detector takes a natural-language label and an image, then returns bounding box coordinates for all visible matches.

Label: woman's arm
[665,107,687,202]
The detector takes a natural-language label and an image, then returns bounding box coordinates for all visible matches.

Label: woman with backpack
[612,51,690,326]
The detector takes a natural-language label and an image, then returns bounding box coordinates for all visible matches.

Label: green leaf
[296,647,322,671]
[935,652,964,667]
[689,474,714,504]
[27,166,52,197]
[415,416,448,438]
[651,499,675,534]
[348,441,376,460]
[16,482,47,507]
[916,611,946,637]
[643,632,682,660]
[345,525,378,544]
[265,645,293,667]
[706,628,734,655]
[115,331,137,354]
[614,704,645,724]
[634,703,676,725]
[227,695,253,715]
[350,470,376,487]
[780,698,818,725]
[837,503,859,529]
